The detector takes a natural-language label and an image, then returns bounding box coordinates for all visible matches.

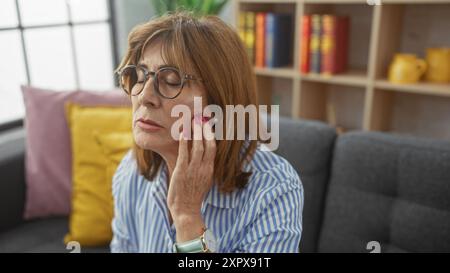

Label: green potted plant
[151,0,228,16]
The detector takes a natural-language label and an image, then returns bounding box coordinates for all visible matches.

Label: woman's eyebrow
[137,62,172,70]
[137,62,148,68]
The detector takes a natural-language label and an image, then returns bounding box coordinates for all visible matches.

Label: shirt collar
[152,163,169,195]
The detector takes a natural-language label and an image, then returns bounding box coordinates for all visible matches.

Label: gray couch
[0,117,449,253]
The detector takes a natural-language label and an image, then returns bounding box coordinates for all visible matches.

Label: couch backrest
[318,131,450,253]
[0,118,337,252]
[276,117,337,252]
[0,128,26,232]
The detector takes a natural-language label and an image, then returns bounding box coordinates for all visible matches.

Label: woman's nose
[138,76,160,108]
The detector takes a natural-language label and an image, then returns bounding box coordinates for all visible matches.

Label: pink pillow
[21,85,131,219]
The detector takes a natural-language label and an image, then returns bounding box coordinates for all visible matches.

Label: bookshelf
[234,0,450,139]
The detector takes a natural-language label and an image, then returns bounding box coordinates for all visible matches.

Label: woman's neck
[159,150,178,183]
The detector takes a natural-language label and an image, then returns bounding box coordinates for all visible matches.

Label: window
[0,0,117,125]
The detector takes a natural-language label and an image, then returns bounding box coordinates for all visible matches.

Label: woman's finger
[202,121,216,163]
[190,115,204,166]
[176,126,189,168]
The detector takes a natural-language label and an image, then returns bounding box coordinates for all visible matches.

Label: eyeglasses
[117,65,203,99]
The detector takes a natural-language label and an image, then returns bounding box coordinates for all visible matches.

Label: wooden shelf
[300,70,368,87]
[255,67,369,88]
[381,0,450,3]
[254,67,298,78]
[304,0,367,3]
[236,0,450,139]
[375,80,450,97]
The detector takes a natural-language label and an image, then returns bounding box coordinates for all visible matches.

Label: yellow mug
[388,54,427,84]
[425,48,450,83]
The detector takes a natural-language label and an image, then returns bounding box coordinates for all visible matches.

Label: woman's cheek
[131,97,140,112]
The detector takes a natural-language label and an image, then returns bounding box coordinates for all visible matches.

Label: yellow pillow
[64,103,132,246]
[95,131,133,196]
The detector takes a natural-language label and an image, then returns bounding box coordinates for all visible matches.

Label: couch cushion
[64,104,132,246]
[0,217,109,253]
[21,86,130,219]
[318,132,450,253]
[0,128,26,232]
[275,117,337,252]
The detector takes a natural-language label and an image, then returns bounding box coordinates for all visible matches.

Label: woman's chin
[133,130,174,151]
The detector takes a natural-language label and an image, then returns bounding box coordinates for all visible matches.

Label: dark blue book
[265,13,293,68]
[309,14,322,73]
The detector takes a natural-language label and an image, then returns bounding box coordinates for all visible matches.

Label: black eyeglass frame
[117,64,203,99]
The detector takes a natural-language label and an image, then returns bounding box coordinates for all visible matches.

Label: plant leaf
[200,0,213,14]
[211,0,228,14]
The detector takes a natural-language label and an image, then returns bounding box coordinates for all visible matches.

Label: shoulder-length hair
[117,11,260,193]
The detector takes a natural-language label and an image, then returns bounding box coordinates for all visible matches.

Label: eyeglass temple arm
[185,74,204,82]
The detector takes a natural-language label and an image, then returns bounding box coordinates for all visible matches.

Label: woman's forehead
[140,43,166,70]
[139,34,196,73]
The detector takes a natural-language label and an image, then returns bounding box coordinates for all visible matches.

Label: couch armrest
[276,117,337,253]
[0,127,26,232]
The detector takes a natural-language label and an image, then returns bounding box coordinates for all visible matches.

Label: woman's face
[131,42,207,155]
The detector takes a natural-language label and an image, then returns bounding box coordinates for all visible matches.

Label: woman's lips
[136,118,163,132]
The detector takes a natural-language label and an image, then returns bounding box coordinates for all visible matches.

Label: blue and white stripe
[110,144,304,253]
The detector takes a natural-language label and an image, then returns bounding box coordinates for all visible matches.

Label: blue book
[309,14,322,73]
[265,13,293,68]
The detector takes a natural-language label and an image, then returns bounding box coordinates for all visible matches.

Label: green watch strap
[173,236,205,253]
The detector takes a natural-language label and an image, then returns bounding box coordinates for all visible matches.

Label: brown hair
[117,11,260,193]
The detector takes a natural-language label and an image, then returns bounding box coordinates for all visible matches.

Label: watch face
[204,230,217,252]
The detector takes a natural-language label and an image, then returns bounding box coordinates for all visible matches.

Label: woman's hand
[167,115,216,242]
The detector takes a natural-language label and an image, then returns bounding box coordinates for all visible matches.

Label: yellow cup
[388,54,427,84]
[425,48,450,83]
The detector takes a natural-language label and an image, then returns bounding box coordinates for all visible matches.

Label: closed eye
[164,79,181,86]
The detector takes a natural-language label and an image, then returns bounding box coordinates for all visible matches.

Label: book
[237,11,255,64]
[300,15,311,73]
[238,12,246,43]
[309,14,322,73]
[255,12,266,68]
[321,15,350,75]
[245,12,256,65]
[321,15,335,75]
[265,13,293,68]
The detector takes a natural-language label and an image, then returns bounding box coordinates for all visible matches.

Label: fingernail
[202,116,210,124]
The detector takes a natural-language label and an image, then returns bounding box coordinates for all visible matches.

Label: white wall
[112,0,155,62]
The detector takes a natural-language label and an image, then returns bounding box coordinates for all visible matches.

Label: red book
[321,15,335,75]
[321,15,349,74]
[255,13,266,68]
[300,15,311,73]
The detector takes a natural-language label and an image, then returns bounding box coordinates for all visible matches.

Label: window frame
[0,0,119,132]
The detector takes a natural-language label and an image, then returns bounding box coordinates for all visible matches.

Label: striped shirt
[110,144,304,253]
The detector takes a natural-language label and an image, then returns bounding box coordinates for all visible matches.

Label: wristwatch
[173,228,217,253]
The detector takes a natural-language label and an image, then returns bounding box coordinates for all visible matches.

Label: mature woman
[111,12,303,253]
